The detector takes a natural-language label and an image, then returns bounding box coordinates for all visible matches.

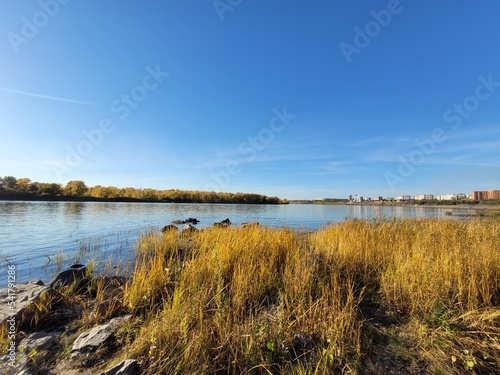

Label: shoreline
[0,195,287,205]
[289,200,500,209]
[2,218,499,374]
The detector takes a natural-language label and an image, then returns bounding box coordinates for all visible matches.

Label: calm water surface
[0,201,473,283]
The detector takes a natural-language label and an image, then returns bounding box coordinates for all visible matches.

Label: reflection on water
[64,202,85,216]
[0,201,474,283]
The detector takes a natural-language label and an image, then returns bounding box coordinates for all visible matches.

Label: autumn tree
[89,185,121,199]
[123,187,141,199]
[63,180,88,197]
[15,178,32,192]
[1,176,17,190]
[38,183,62,196]
[0,175,287,203]
[141,188,158,200]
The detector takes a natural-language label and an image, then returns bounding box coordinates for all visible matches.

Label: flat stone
[71,325,111,355]
[30,279,45,286]
[20,331,59,353]
[0,352,29,375]
[100,359,139,375]
[71,315,131,357]
[0,356,31,375]
[0,281,47,324]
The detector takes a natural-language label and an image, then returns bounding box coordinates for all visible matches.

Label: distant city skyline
[1,1,500,200]
[325,190,500,202]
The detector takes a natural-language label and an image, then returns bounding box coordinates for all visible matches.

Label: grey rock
[30,279,45,286]
[0,281,47,324]
[71,315,131,357]
[180,223,197,233]
[285,332,318,370]
[100,359,139,375]
[293,332,315,353]
[161,224,178,233]
[213,218,231,227]
[89,276,127,320]
[20,331,59,352]
[71,325,112,357]
[0,354,29,375]
[50,264,88,290]
[172,218,199,225]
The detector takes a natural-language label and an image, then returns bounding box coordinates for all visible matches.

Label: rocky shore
[0,218,245,375]
[0,264,137,375]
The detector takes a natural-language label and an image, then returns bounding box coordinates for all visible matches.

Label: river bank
[2,218,499,374]
[0,191,288,205]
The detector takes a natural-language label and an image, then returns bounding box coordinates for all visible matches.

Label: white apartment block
[436,193,468,201]
[353,195,363,203]
[414,194,434,200]
[395,195,411,201]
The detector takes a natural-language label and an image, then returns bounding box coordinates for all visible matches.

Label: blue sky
[1,1,499,200]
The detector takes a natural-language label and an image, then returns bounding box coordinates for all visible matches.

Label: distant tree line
[0,176,288,204]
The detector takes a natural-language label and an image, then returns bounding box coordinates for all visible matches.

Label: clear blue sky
[1,1,499,199]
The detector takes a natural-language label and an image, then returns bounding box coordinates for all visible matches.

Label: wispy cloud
[200,124,500,178]
[438,141,500,154]
[299,159,369,177]
[199,141,339,169]
[347,135,412,147]
[447,124,500,139]
[367,137,500,167]
[323,161,358,174]
[0,87,97,106]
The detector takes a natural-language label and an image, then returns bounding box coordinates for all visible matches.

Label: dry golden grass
[123,226,363,373]
[123,218,500,374]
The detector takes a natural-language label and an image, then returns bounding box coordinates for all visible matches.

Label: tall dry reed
[119,218,500,374]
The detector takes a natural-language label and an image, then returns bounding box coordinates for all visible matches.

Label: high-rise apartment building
[472,190,500,200]
[414,194,434,200]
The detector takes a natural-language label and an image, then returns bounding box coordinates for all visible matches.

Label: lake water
[0,201,474,283]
